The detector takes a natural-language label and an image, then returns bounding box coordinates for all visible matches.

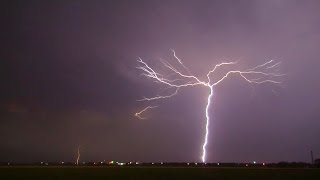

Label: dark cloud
[1,0,320,163]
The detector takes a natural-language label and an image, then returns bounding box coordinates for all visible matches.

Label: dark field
[1,167,320,180]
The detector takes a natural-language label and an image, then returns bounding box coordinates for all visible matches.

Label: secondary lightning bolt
[76,145,80,166]
[135,106,158,119]
[135,50,284,163]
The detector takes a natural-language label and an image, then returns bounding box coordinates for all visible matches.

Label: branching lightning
[135,50,284,162]
[135,106,158,120]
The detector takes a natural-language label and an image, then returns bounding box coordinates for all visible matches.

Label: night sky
[1,0,320,163]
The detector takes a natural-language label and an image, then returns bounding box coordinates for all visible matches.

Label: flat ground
[1,166,320,179]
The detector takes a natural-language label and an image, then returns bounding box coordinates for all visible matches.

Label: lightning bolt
[76,145,80,166]
[202,86,213,163]
[135,106,158,120]
[135,50,284,162]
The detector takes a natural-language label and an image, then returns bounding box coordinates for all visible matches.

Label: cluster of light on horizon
[7,161,267,166]
[135,50,284,163]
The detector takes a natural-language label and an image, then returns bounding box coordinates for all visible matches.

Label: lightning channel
[202,86,213,163]
[76,145,80,166]
[135,50,284,163]
[135,106,158,119]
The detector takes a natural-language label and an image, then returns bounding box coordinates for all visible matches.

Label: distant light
[136,162,139,165]
[262,163,265,166]
[160,162,163,165]
[83,162,86,164]
[217,163,219,166]
[94,162,96,165]
[61,162,64,164]
[41,162,43,164]
[246,164,248,167]
[195,163,197,165]
[7,163,10,165]
[152,163,154,165]
[187,163,190,165]
[253,161,256,164]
